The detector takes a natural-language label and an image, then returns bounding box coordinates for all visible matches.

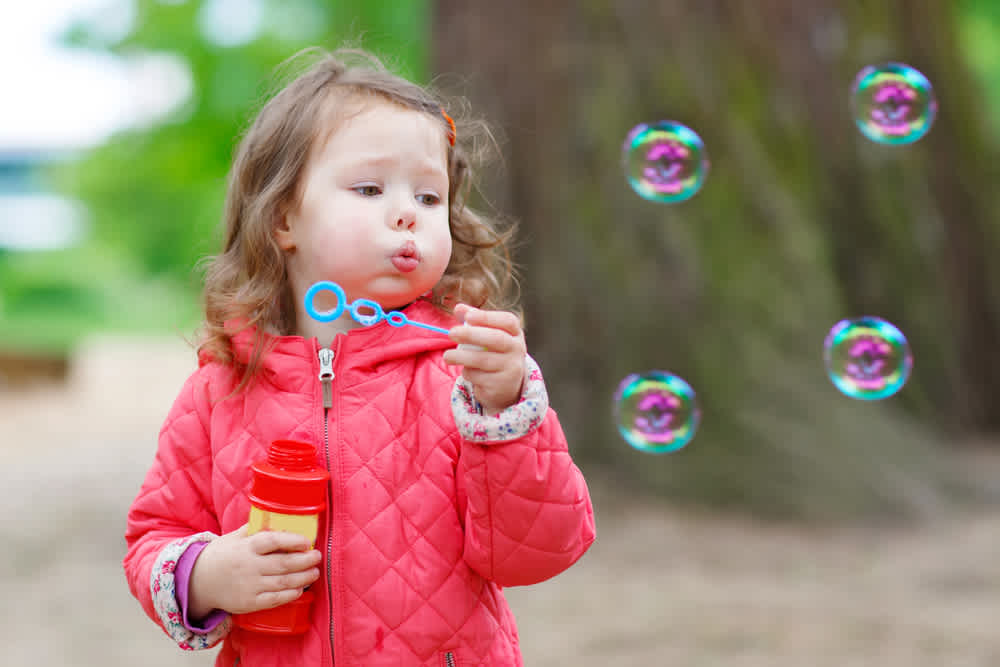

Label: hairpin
[441,108,456,146]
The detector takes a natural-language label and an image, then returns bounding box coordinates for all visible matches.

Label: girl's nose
[392,205,417,230]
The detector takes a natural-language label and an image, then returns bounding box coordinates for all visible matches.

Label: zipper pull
[318,348,335,409]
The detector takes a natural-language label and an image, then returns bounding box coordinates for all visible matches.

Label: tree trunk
[431,0,997,518]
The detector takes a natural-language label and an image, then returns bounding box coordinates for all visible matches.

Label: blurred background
[2,0,999,665]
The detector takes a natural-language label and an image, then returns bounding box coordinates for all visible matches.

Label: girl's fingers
[259,549,322,575]
[250,530,313,555]
[448,325,514,354]
[443,346,505,371]
[254,587,306,612]
[452,303,472,324]
[453,305,522,336]
[261,567,321,593]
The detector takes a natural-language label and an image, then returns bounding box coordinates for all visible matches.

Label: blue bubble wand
[304,281,451,335]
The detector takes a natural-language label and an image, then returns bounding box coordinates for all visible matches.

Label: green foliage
[0,241,200,353]
[10,0,428,352]
[958,0,1000,141]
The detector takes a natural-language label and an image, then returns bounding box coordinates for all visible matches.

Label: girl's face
[277,100,452,319]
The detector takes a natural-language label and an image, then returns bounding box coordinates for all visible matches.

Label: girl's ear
[274,212,296,251]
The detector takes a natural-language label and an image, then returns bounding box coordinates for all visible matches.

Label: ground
[3,336,999,666]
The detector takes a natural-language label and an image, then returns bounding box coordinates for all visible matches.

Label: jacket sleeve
[122,365,232,649]
[452,354,596,586]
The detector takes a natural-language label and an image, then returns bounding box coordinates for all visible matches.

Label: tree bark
[431,0,998,517]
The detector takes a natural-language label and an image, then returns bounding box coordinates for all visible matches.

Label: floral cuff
[150,532,231,650]
[451,353,549,442]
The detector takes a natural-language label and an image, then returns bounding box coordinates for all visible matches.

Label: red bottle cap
[247,440,329,515]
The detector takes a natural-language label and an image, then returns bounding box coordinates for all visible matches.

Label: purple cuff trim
[176,541,227,633]
[151,532,229,649]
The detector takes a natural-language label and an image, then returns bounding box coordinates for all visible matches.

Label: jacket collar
[225,299,458,376]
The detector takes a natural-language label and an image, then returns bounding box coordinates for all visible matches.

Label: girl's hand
[443,304,527,416]
[188,523,322,619]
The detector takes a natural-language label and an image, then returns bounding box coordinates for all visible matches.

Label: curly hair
[197,47,518,388]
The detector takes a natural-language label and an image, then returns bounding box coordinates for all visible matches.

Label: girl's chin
[327,275,437,310]
[355,290,426,311]
[381,294,427,311]
[371,281,437,308]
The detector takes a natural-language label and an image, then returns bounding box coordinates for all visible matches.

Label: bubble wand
[304,281,451,334]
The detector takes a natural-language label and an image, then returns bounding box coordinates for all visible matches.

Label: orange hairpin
[441,108,456,146]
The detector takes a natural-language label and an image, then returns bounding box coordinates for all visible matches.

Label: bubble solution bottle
[233,439,330,635]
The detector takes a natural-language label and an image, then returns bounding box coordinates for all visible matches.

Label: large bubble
[613,371,701,453]
[850,62,937,145]
[622,121,709,203]
[823,316,913,400]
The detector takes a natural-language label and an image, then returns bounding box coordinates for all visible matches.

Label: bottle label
[247,506,319,547]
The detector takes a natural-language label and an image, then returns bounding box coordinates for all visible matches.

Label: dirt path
[3,336,999,666]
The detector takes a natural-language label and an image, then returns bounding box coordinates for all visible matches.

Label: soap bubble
[850,62,937,144]
[613,370,700,453]
[622,121,709,203]
[823,316,913,400]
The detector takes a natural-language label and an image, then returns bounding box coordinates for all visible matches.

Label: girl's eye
[355,185,381,196]
[417,193,441,206]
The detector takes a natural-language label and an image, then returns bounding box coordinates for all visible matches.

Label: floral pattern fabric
[451,354,547,442]
[150,531,230,650]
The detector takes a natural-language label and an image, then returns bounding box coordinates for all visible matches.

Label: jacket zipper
[318,346,336,665]
[444,651,456,667]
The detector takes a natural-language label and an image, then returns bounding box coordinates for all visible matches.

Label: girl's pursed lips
[392,240,420,260]
[391,240,420,272]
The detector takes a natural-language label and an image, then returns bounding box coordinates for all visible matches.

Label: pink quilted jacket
[124,300,596,666]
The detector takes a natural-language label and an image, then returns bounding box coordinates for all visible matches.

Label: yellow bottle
[234,439,330,635]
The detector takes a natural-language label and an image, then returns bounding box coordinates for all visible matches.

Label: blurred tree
[432,0,1000,518]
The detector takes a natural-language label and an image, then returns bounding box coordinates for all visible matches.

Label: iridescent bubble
[823,316,913,400]
[613,371,701,453]
[850,62,937,144]
[622,121,709,203]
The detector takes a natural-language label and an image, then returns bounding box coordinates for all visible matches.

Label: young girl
[123,47,595,666]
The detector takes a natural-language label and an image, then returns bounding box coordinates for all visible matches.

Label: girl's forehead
[336,100,438,134]
[316,99,448,162]
[317,91,418,129]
